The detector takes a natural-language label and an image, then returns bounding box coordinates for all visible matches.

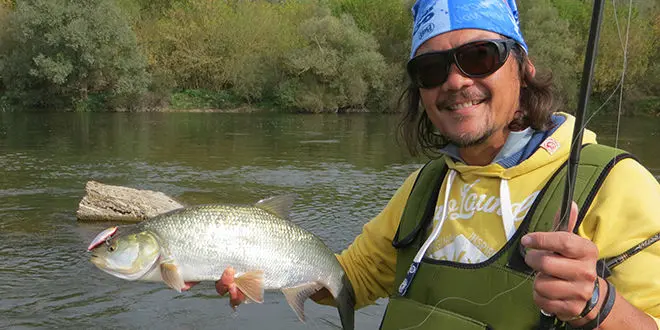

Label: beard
[446,126,495,147]
[436,89,496,147]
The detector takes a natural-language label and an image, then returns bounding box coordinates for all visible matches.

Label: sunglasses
[407,39,518,89]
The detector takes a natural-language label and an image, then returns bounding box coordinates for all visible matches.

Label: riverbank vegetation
[0,0,658,115]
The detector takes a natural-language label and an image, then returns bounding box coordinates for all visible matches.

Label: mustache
[436,89,490,110]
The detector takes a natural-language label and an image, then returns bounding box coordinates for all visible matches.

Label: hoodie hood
[414,113,598,264]
[445,113,597,180]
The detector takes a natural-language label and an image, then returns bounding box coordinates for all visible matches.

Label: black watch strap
[579,278,600,319]
[580,279,616,330]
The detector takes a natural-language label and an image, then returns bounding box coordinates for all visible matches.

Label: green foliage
[325,0,411,112]
[592,3,653,96]
[327,0,412,61]
[0,0,149,111]
[145,0,315,102]
[519,0,659,115]
[169,89,242,110]
[0,3,9,95]
[549,0,591,36]
[0,0,659,114]
[519,0,580,110]
[275,14,387,112]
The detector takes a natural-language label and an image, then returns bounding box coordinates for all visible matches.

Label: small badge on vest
[540,137,560,155]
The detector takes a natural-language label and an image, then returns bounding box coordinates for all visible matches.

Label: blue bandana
[410,0,528,58]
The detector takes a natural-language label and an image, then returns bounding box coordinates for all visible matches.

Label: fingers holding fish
[212,267,247,309]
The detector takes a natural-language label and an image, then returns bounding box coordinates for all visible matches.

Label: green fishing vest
[380,144,634,330]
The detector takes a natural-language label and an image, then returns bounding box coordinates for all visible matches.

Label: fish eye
[107,243,116,252]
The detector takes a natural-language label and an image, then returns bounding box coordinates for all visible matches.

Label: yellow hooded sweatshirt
[335,113,660,325]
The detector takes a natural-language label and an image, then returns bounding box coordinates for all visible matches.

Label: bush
[328,0,412,62]
[145,0,318,101]
[0,2,10,95]
[328,0,412,112]
[0,0,149,110]
[275,14,387,112]
[169,89,242,110]
[519,0,580,110]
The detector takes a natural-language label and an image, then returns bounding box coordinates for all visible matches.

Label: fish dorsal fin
[254,194,298,219]
[281,282,323,323]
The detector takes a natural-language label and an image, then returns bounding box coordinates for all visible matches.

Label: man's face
[415,29,522,148]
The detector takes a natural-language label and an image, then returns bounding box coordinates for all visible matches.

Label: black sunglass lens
[456,42,501,76]
[410,54,450,88]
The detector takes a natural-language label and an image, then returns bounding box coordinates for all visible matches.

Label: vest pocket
[381,296,490,330]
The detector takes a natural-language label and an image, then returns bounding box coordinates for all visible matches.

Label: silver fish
[87,194,354,329]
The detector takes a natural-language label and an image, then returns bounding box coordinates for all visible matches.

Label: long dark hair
[398,44,556,157]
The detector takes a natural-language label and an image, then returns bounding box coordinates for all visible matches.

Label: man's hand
[521,201,601,324]
[212,267,332,307]
[182,267,247,309]
[215,266,246,309]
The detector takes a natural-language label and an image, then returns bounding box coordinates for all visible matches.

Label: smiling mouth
[446,99,485,111]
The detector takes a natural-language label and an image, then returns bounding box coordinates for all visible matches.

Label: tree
[591,2,654,116]
[146,0,317,101]
[327,0,411,61]
[276,14,387,112]
[0,2,10,98]
[519,0,581,111]
[1,0,149,110]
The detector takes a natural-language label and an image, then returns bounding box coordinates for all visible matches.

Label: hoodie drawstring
[500,179,516,240]
[398,169,456,296]
[398,170,516,296]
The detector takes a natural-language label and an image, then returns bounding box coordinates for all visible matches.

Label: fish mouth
[88,226,118,251]
[89,254,105,268]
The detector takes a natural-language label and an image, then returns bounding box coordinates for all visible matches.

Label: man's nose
[441,63,475,92]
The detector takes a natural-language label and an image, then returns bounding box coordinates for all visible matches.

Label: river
[1,112,658,329]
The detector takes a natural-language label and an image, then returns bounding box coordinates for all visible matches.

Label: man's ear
[526,59,536,78]
[521,59,536,87]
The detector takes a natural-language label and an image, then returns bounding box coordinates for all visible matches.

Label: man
[214,0,660,329]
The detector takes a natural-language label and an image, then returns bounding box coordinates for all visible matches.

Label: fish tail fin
[336,274,355,330]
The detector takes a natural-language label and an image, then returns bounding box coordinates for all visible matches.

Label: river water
[0,112,658,329]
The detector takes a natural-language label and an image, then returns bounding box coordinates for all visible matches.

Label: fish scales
[140,205,342,292]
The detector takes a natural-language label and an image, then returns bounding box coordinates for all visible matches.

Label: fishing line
[399,273,536,330]
[549,0,631,238]
[591,0,632,327]
[550,0,632,232]
[399,0,635,328]
[612,0,633,155]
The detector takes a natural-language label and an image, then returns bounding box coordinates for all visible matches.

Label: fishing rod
[558,0,605,232]
[538,0,606,329]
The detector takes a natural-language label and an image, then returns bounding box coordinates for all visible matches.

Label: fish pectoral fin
[281,282,323,323]
[234,270,265,304]
[160,263,186,293]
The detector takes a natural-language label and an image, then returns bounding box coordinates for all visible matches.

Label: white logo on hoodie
[428,180,540,262]
[433,180,540,224]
